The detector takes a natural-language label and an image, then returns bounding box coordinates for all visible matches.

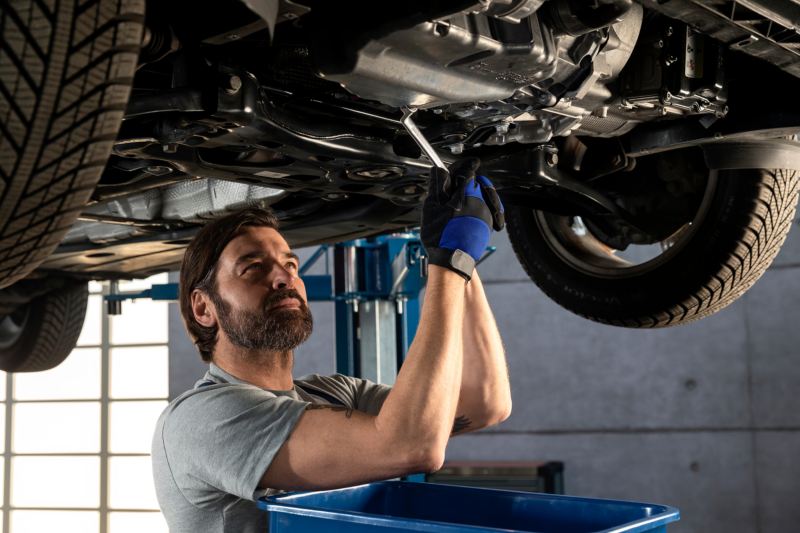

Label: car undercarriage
[1,0,800,370]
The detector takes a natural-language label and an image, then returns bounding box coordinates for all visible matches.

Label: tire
[506,167,800,328]
[0,281,88,371]
[0,0,144,288]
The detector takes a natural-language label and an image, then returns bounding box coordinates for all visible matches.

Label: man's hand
[421,158,505,280]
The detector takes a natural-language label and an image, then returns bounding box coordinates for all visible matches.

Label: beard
[210,287,313,354]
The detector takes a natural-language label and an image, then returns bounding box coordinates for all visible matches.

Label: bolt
[654,39,664,49]
[162,143,177,154]
[432,108,443,115]
[145,165,173,175]
[449,143,464,155]
[545,152,559,167]
[666,26,674,36]
[434,22,450,37]
[224,75,242,95]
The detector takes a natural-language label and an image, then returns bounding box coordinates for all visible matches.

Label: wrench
[400,107,448,171]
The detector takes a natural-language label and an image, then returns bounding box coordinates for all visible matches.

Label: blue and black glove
[421,158,505,281]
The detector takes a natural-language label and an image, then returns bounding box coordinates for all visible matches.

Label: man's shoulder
[160,382,280,428]
[296,372,358,386]
[295,372,365,394]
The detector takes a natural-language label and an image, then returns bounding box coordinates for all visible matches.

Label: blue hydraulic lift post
[328,234,426,383]
[333,243,359,377]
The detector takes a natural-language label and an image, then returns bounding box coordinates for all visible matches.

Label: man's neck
[212,346,295,390]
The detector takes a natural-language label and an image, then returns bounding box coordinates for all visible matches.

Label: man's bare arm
[260,266,466,491]
[451,270,512,435]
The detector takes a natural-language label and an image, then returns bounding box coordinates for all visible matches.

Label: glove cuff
[426,248,475,281]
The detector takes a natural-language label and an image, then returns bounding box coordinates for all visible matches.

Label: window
[0,275,170,533]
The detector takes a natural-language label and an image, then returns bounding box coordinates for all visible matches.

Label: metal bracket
[483,145,640,219]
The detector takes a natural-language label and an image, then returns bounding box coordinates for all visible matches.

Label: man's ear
[191,289,217,328]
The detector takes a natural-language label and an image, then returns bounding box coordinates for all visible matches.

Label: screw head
[224,75,242,95]
[545,152,559,167]
[145,165,173,175]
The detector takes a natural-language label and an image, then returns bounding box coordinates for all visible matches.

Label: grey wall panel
[293,246,338,377]
[293,301,337,378]
[481,230,530,283]
[754,431,800,533]
[444,432,758,533]
[483,281,751,431]
[168,300,209,400]
[742,268,800,427]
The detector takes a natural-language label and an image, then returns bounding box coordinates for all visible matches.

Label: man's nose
[271,265,296,290]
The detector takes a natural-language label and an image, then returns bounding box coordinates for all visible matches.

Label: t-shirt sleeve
[297,374,392,416]
[351,376,392,415]
[162,385,309,502]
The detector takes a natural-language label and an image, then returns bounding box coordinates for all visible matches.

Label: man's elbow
[403,444,446,474]
[485,397,512,427]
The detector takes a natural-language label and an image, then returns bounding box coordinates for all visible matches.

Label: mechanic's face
[208,226,312,353]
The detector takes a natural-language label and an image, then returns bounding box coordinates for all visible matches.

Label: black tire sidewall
[506,169,778,325]
[0,283,88,372]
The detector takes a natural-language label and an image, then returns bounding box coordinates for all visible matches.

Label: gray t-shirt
[151,363,391,533]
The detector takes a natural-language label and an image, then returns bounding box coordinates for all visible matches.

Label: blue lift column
[304,233,426,385]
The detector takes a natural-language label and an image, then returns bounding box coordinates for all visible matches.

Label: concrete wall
[168,217,800,533]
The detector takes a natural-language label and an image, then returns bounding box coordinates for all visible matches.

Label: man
[152,159,512,532]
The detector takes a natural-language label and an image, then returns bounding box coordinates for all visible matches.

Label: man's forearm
[374,266,465,463]
[454,270,512,433]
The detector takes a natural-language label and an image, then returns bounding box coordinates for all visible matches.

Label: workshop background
[167,213,800,533]
[5,215,795,533]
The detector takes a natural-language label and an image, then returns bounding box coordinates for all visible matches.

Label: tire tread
[0,0,144,287]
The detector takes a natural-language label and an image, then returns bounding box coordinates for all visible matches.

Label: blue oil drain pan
[258,480,679,532]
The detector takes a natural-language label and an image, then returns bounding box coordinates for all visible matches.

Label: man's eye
[286,262,298,271]
[244,263,263,273]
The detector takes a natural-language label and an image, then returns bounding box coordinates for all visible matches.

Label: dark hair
[179,206,280,362]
